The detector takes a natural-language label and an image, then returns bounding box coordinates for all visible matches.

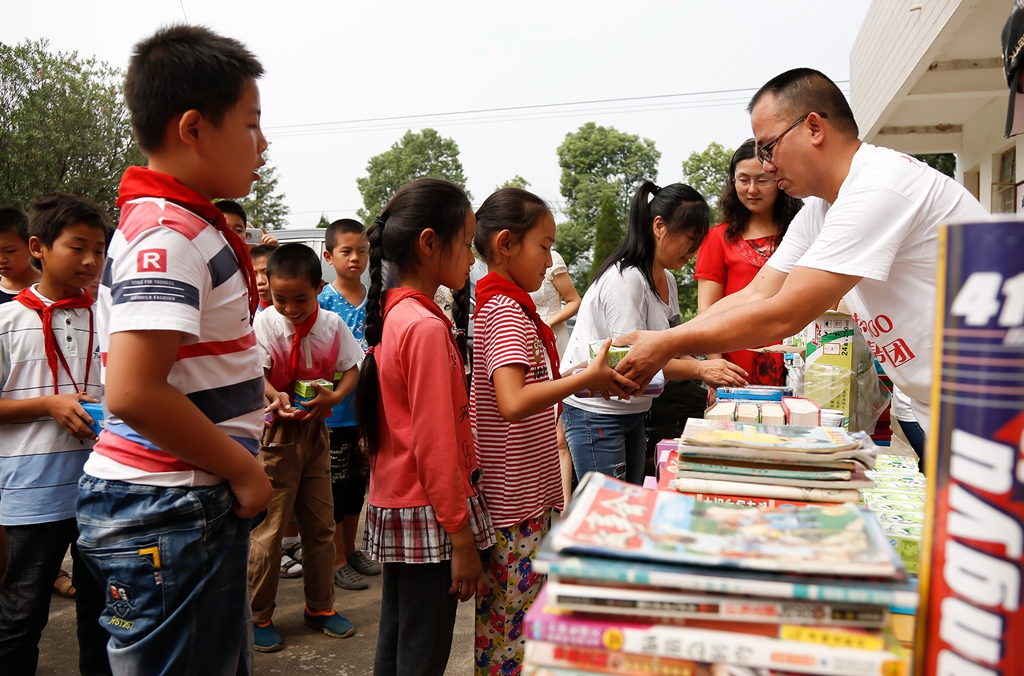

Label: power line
[178,0,189,23]
[263,82,851,134]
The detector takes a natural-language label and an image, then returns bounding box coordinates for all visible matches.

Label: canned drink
[917,220,1024,675]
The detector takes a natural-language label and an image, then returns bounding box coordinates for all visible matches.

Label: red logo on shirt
[882,338,916,366]
[137,249,167,273]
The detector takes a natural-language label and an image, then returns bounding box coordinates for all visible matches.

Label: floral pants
[474,508,553,676]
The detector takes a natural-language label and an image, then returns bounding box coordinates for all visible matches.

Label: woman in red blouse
[694,139,803,385]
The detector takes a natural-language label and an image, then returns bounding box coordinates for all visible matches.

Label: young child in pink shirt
[358,178,495,676]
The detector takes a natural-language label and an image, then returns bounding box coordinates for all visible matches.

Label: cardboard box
[802,312,873,431]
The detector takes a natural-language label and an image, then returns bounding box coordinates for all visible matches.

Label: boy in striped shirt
[0,193,111,675]
[74,25,273,675]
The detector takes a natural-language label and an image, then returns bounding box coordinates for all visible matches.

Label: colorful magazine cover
[553,473,897,577]
[681,419,861,453]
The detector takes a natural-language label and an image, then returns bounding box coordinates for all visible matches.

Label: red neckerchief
[285,306,319,384]
[117,166,259,323]
[15,288,94,395]
[382,287,461,356]
[475,272,561,381]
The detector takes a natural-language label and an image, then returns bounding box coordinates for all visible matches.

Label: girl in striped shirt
[470,188,630,675]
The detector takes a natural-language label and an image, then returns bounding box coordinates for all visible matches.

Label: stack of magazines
[669,419,879,504]
[524,472,913,676]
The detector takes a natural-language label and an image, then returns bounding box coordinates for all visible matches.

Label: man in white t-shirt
[616,68,988,433]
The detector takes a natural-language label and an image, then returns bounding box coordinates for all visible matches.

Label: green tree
[681,141,733,224]
[356,128,470,224]
[315,214,330,228]
[497,175,530,190]
[556,122,660,289]
[0,39,144,217]
[914,153,955,178]
[589,192,621,283]
[239,158,288,230]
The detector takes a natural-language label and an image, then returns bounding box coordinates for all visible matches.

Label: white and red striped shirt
[470,294,563,528]
[84,198,264,486]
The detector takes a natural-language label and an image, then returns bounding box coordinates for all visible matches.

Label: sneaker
[280,553,303,578]
[348,551,381,576]
[333,564,368,590]
[253,622,284,652]
[303,608,355,638]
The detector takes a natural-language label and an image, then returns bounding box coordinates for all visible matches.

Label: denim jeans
[76,476,253,676]
[0,518,111,676]
[896,419,927,468]
[561,404,648,485]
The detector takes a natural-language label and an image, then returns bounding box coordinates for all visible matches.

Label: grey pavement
[37,554,476,676]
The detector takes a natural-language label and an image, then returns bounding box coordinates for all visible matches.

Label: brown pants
[248,418,336,623]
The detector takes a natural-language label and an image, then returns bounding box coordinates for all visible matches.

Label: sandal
[280,554,303,579]
[333,564,368,590]
[348,551,381,576]
[53,569,76,599]
[282,541,302,564]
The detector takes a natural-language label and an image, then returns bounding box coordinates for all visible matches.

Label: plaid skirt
[363,490,496,564]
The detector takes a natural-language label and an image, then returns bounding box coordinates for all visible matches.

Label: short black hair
[748,68,859,137]
[28,194,112,270]
[124,25,264,153]
[249,244,277,262]
[324,218,366,252]
[266,243,321,289]
[0,207,29,242]
[215,199,248,226]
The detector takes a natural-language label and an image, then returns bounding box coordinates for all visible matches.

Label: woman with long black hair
[695,139,803,385]
[560,182,747,484]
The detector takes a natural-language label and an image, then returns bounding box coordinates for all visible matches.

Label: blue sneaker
[303,608,355,638]
[253,621,284,652]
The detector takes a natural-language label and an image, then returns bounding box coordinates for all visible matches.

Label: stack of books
[669,419,878,505]
[524,473,914,675]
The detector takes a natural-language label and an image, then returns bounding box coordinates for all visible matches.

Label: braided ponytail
[356,215,387,456]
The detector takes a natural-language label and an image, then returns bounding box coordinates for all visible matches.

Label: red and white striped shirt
[470,294,563,528]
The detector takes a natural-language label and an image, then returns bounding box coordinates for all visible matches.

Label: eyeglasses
[756,112,827,164]
[733,176,777,189]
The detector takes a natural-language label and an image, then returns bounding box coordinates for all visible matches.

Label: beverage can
[917,220,1024,675]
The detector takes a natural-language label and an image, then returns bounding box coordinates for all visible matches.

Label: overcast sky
[4,0,872,227]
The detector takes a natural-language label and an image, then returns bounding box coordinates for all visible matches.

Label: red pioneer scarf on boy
[475,272,561,381]
[116,166,260,322]
[285,306,319,384]
[15,289,94,394]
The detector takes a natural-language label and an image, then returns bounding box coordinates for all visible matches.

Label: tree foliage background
[356,128,470,224]
[555,122,660,290]
[589,192,621,284]
[0,39,144,217]
[239,158,289,230]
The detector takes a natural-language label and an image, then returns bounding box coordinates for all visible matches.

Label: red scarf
[16,288,94,394]
[117,166,259,323]
[285,306,319,384]
[475,272,561,381]
[382,288,462,357]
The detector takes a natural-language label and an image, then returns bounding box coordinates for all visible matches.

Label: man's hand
[613,330,677,395]
[47,393,99,441]
[697,359,748,388]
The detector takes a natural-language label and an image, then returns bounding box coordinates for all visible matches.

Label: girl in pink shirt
[356,178,495,676]
[470,188,628,675]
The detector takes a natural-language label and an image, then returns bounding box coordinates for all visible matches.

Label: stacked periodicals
[523,472,913,676]
[670,419,878,505]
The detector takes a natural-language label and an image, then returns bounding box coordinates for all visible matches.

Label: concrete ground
[37,558,476,675]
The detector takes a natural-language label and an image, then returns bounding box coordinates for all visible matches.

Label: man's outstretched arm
[614,266,861,387]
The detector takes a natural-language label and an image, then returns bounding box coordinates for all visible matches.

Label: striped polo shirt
[469,294,564,528]
[0,287,101,525]
[84,198,264,486]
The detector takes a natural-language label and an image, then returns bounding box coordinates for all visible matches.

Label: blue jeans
[76,476,253,676]
[896,419,927,468]
[561,404,648,485]
[0,518,111,676]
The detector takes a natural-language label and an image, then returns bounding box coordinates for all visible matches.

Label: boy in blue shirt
[318,218,379,590]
